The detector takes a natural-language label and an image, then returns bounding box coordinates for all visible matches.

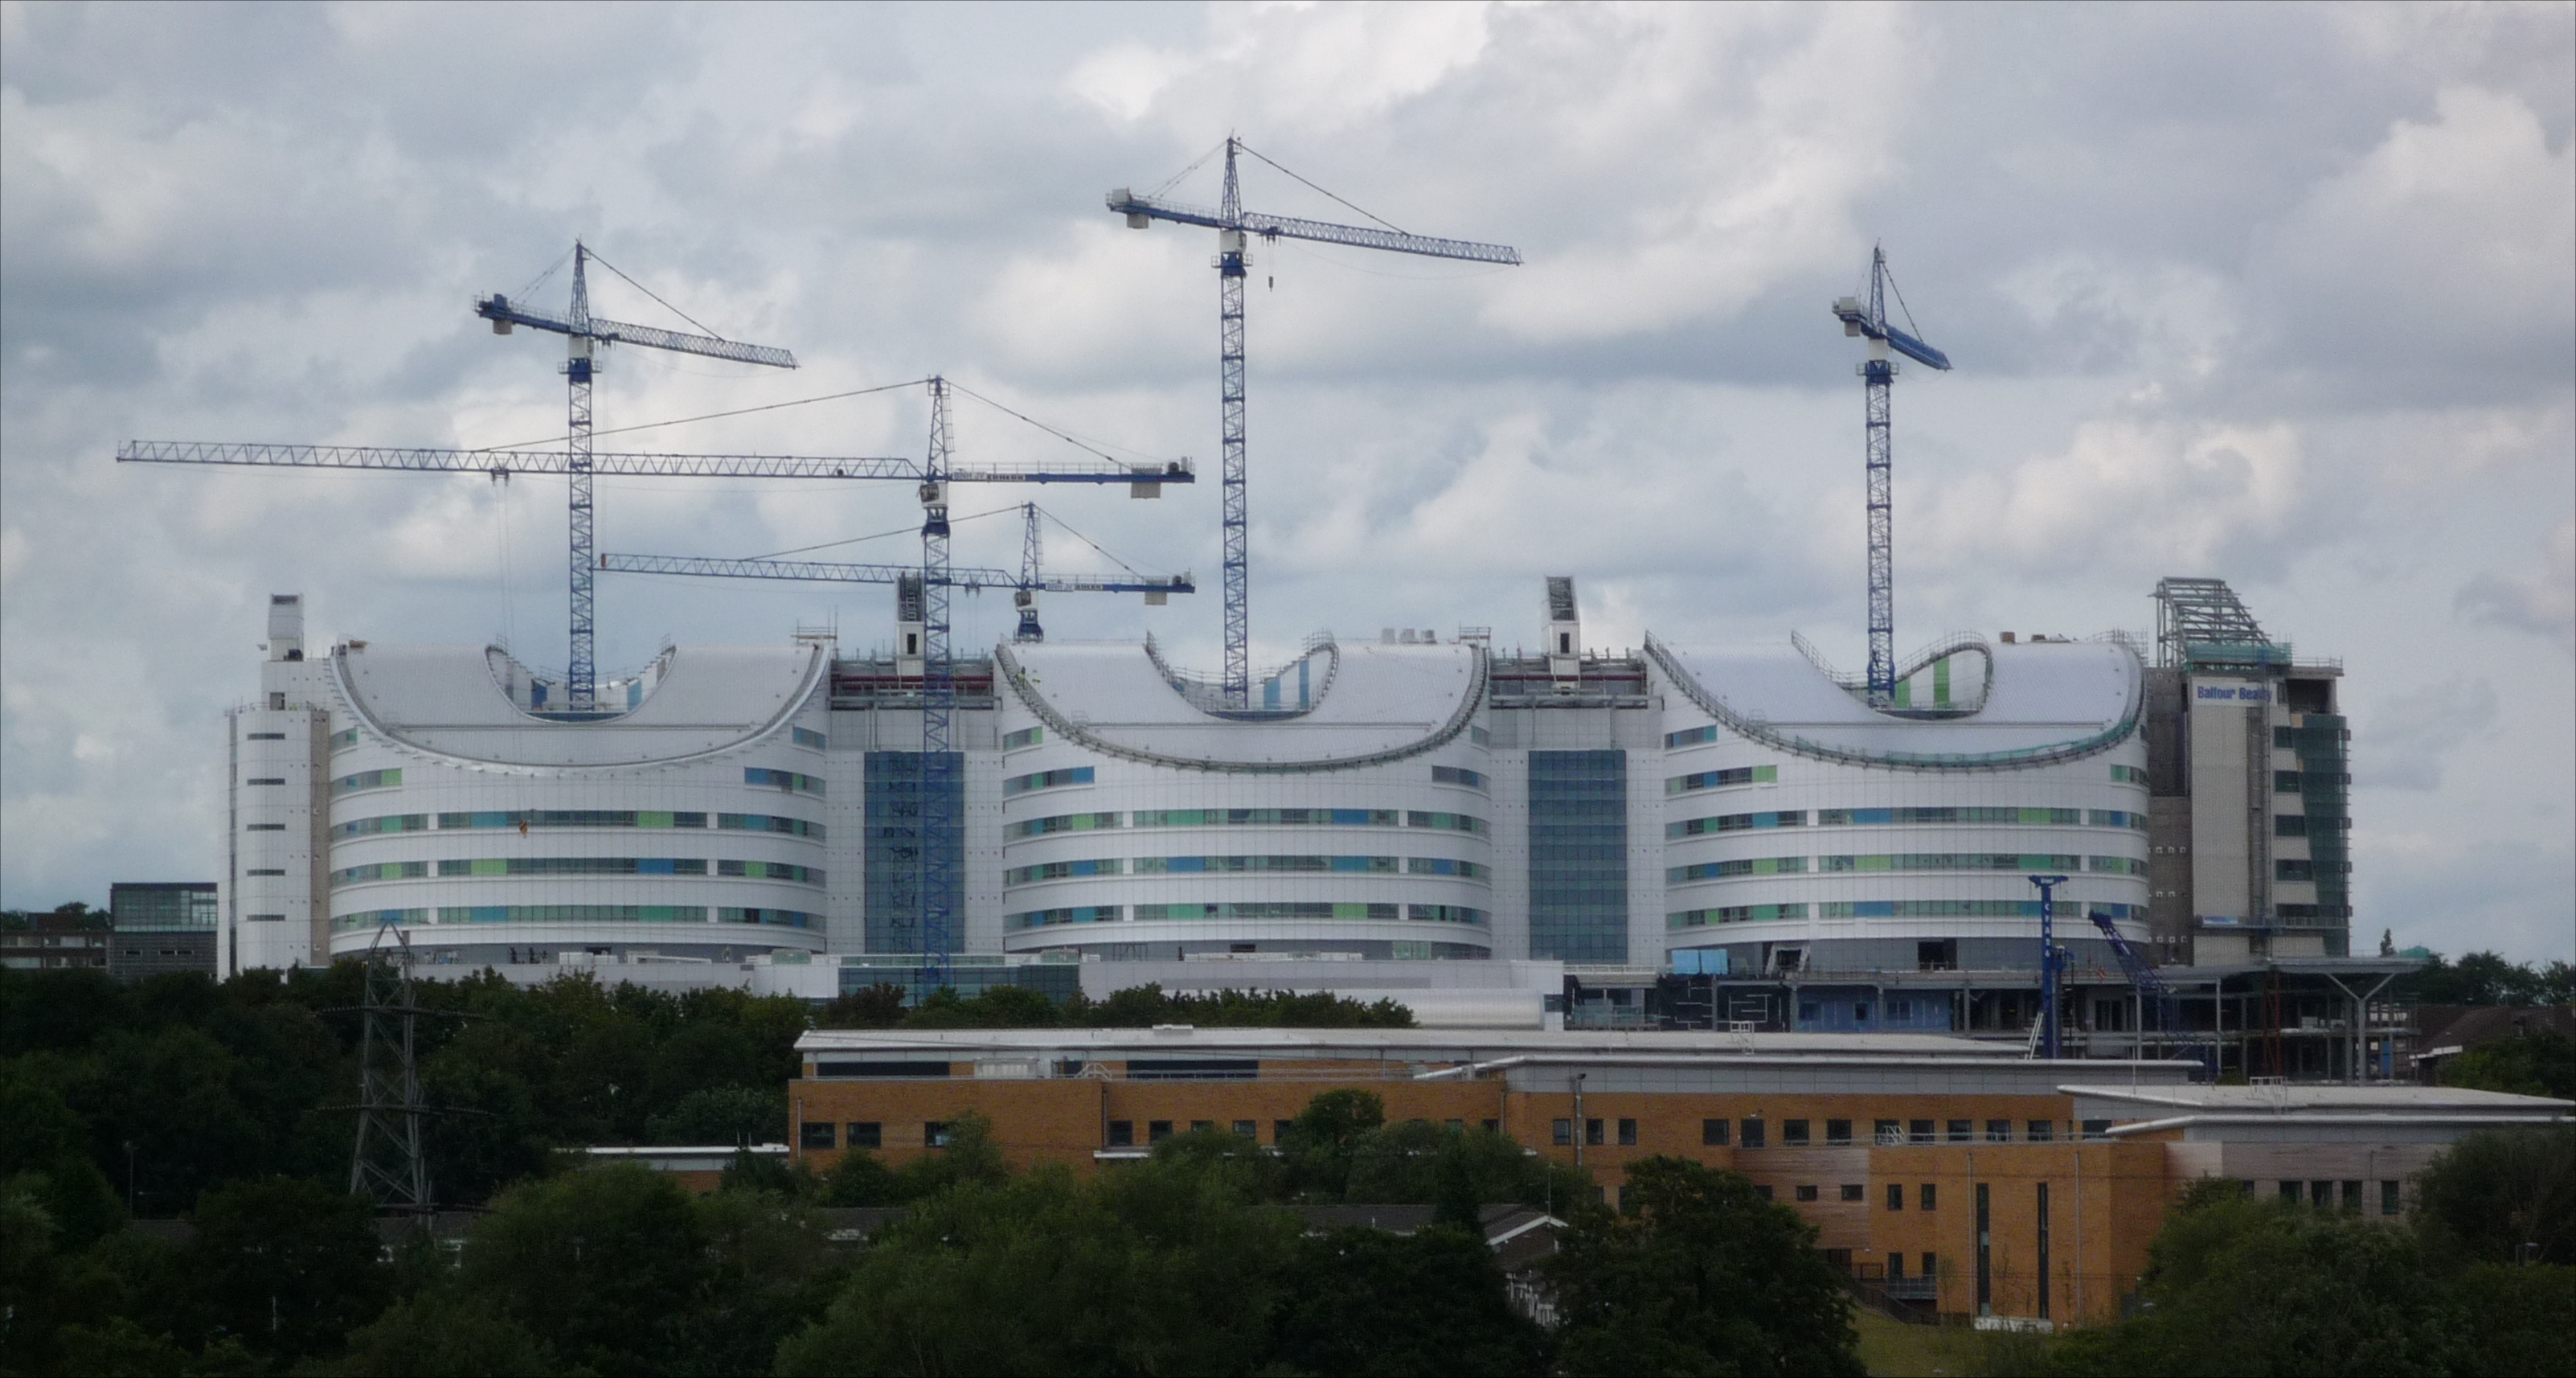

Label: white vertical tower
[229,594,334,973]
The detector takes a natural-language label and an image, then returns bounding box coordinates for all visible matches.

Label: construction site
[136,139,2406,1085]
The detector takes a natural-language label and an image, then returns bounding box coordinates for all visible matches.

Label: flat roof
[2060,1082,2573,1114]
[802,1027,2042,1060]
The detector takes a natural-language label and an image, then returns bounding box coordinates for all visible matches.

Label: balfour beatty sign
[2193,682,2271,703]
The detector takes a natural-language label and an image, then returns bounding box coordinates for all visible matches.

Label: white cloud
[2457,512,2576,654]
[2359,675,2500,790]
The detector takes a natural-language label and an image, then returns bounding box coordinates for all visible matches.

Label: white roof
[2061,1083,2574,1115]
[1002,640,1480,768]
[334,642,825,767]
[1657,638,2138,761]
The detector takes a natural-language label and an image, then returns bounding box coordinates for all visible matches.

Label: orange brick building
[788,1027,2570,1327]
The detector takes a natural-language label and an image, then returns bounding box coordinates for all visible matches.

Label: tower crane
[1109,137,1519,707]
[1830,247,1951,706]
[477,243,799,710]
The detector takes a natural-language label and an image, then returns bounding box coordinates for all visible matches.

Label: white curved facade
[1648,637,2149,974]
[316,641,833,966]
[989,639,1497,962]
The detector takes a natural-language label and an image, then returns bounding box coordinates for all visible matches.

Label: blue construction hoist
[1831,248,1950,706]
[1109,137,1518,707]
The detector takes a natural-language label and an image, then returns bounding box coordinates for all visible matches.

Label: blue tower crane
[2029,873,2069,1060]
[1109,137,1519,707]
[476,242,798,711]
[1830,248,1951,706]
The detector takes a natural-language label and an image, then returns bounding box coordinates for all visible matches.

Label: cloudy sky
[3,2,2570,960]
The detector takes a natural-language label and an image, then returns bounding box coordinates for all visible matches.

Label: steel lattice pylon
[348,924,431,1219]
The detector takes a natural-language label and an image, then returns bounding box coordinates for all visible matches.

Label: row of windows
[334,811,821,839]
[2276,903,2353,920]
[1669,856,1808,881]
[333,857,824,886]
[245,777,287,785]
[2109,765,2148,784]
[2276,859,2351,881]
[330,728,359,749]
[2274,814,2351,837]
[792,727,827,749]
[1669,806,2148,839]
[1002,726,1044,750]
[746,768,826,796]
[1665,725,1722,748]
[1005,902,1489,930]
[1665,765,1779,794]
[1697,1117,2099,1148]
[1430,766,1487,790]
[248,731,289,741]
[1005,766,1096,795]
[1004,855,1494,885]
[330,769,402,796]
[1008,808,1492,837]
[1669,900,2144,928]
[331,904,814,931]
[2274,725,2353,748]
[2275,770,2351,791]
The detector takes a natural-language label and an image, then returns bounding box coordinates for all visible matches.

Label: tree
[2043,1184,2467,1376]
[334,1289,570,1377]
[817,982,908,1029]
[2393,950,2576,1007]
[686,1183,846,1376]
[1547,1156,1860,1377]
[2442,1030,2576,1101]
[1280,1087,1387,1200]
[2414,1126,2576,1265]
[182,1176,391,1364]
[1344,1118,1587,1215]
[459,1163,712,1373]
[647,1083,788,1146]
[1269,1224,1546,1376]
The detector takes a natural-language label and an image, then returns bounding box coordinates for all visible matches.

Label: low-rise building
[109,882,219,981]
[788,1026,2570,1327]
[0,910,111,971]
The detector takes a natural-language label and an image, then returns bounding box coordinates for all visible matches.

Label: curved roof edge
[1644,634,2141,773]
[330,641,829,776]
[996,640,1488,774]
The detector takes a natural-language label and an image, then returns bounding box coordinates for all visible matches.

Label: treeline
[818,981,1415,1030]
[1992,1126,2576,1377]
[3,1086,1865,1376]
[2386,948,2576,1007]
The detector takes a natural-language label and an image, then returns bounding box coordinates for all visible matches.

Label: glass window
[1946,1120,1973,1143]
[1909,1119,1935,1145]
[1795,1184,1819,1202]
[1886,1184,1903,1212]
[1617,1118,1638,1146]
[1275,1121,1294,1142]
[2380,1180,2401,1216]
[1190,1120,1214,1134]
[1985,1120,2013,1143]
[1232,1121,1257,1138]
[1922,1253,1937,1279]
[1147,1121,1173,1143]
[2082,1119,2111,1139]
[1784,1119,1811,1146]
[1875,1119,1902,1146]
[1552,1118,1574,1146]
[1919,1183,1936,1211]
[2027,1120,2054,1142]
[1702,1118,1730,1146]
[1837,1183,1863,1202]
[1826,1119,1852,1146]
[846,1122,882,1149]
[926,1122,951,1148]
[1740,1118,1767,1149]
[2341,1180,2363,1210]
[799,1122,835,1150]
[1888,1253,1906,1279]
[2279,1180,2301,1202]
[1585,1118,1605,1146]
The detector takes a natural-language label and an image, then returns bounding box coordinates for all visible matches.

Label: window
[2275,770,2302,793]
[1888,1253,1905,1280]
[2381,1180,2402,1216]
[1875,1119,1902,1146]
[1431,765,1486,789]
[1663,765,1779,794]
[1585,1119,1604,1146]
[245,777,285,786]
[1275,1121,1294,1142]
[746,767,826,795]
[1784,1119,1811,1146]
[846,1122,882,1149]
[1190,1120,1214,1134]
[1886,1184,1904,1212]
[792,727,827,749]
[2275,814,2308,838]
[247,732,286,740]
[2027,1120,2054,1142]
[2278,1180,2301,1203]
[1231,1121,1256,1138]
[1922,1253,1938,1280]
[2341,1180,2363,1211]
[1986,1120,2013,1142]
[1617,1118,1638,1146]
[1799,1002,1820,1023]
[2082,1119,2111,1139]
[2273,726,2295,748]
[1841,1184,1865,1202]
[1553,1118,1574,1146]
[1795,1184,1819,1202]
[1909,1119,1935,1145]
[1854,1003,1870,1023]
[1482,1119,1500,1133]
[1003,726,1043,749]
[247,823,286,831]
[927,1122,952,1148]
[1005,766,1096,796]
[246,868,285,876]
[800,1122,835,1150]
[1740,1119,1767,1149]
[1919,1183,1936,1211]
[1826,1119,1852,1146]
[1702,1118,1730,1146]
[1147,1121,1173,1143]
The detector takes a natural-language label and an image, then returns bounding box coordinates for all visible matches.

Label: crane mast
[1111,137,1517,707]
[1830,247,1951,705]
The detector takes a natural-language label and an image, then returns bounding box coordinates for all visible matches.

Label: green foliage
[331,1289,573,1377]
[2391,950,2576,1007]
[183,1176,391,1364]
[1270,1224,1547,1376]
[2441,1029,2576,1101]
[1085,982,1416,1028]
[2032,1186,2564,1377]
[458,1163,711,1372]
[2414,1126,2576,1265]
[1546,1155,1861,1378]
[817,1147,904,1206]
[1345,1118,1586,1216]
[779,1161,1302,1376]
[815,982,908,1028]
[645,1083,788,1146]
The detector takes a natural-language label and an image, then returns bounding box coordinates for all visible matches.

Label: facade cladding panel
[221,592,2201,975]
[865,752,964,954]
[1528,750,1629,963]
